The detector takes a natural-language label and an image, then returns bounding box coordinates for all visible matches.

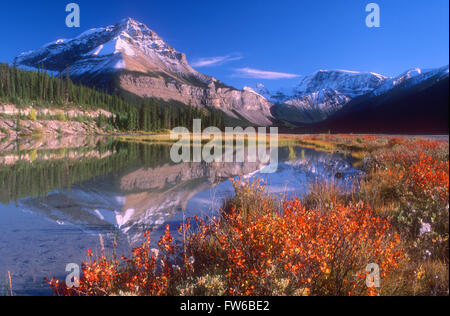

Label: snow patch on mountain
[294,70,387,98]
[373,65,449,96]
[267,66,449,124]
[16,17,201,80]
[16,17,274,126]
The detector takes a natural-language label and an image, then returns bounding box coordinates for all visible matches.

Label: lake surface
[0,136,362,295]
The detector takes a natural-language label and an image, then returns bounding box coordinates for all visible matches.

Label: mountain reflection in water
[0,136,361,295]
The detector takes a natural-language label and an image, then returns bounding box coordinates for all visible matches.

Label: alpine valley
[14,18,450,133]
[1,10,449,298]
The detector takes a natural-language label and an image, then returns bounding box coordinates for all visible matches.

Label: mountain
[270,70,388,124]
[372,65,449,96]
[16,18,273,126]
[269,66,449,127]
[317,66,449,134]
[14,18,448,131]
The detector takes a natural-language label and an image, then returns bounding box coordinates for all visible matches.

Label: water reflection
[0,136,361,295]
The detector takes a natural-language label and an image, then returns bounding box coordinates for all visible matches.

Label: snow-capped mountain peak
[373,65,449,96]
[16,18,274,126]
[270,65,448,124]
[294,69,387,98]
[16,17,197,79]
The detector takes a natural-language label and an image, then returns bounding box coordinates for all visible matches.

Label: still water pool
[0,136,362,295]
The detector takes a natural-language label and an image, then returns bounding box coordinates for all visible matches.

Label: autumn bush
[357,138,449,295]
[46,136,448,296]
[47,179,404,296]
[47,228,180,296]
[183,180,403,296]
[360,140,449,260]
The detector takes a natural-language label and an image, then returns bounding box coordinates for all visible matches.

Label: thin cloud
[234,67,300,79]
[191,53,243,67]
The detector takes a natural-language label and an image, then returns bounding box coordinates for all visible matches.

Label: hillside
[0,63,228,136]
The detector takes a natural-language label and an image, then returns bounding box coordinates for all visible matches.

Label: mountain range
[16,18,273,126]
[16,18,449,133]
[252,66,448,125]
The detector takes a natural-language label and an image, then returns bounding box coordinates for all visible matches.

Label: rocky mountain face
[268,70,386,124]
[16,18,273,126]
[119,72,274,126]
[265,66,449,125]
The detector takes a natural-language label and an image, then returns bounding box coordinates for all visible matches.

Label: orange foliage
[374,139,449,202]
[45,136,449,296]
[46,227,178,296]
[408,152,449,201]
[46,195,403,296]
[186,195,403,296]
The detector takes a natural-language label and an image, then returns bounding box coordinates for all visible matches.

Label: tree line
[0,63,225,132]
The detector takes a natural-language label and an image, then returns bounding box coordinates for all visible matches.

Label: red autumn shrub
[408,152,449,202]
[362,138,449,260]
[46,167,408,297]
[46,228,178,296]
[184,182,403,296]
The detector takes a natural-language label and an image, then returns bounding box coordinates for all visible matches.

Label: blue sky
[0,0,448,91]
